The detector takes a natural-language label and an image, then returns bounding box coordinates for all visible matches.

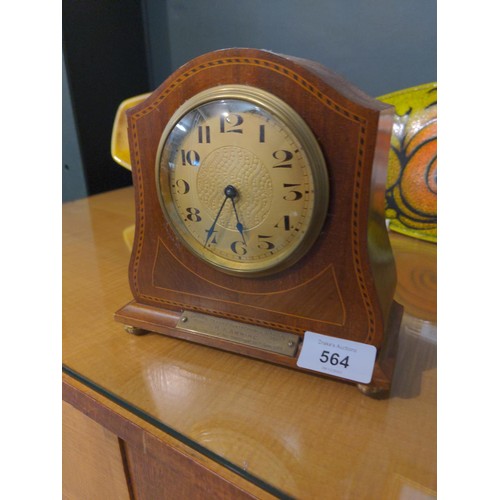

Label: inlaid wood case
[115,48,403,394]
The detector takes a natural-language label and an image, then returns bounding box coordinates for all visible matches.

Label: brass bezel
[156,85,329,277]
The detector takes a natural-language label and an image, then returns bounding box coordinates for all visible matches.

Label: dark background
[62,0,437,202]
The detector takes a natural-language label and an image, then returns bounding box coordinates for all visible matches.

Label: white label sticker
[297,331,377,383]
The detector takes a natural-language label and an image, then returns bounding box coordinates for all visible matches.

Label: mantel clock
[115,48,403,395]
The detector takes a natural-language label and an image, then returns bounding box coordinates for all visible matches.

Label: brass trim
[176,310,299,357]
[156,84,329,276]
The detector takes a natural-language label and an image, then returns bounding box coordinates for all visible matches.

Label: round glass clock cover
[156,86,329,276]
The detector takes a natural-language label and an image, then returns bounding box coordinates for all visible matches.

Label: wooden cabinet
[63,187,436,499]
[62,400,130,500]
[62,375,267,499]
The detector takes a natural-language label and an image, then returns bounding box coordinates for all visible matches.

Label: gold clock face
[156,85,329,276]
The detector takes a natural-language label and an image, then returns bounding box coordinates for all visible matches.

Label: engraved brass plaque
[176,311,299,357]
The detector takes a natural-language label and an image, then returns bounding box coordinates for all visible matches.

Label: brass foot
[357,383,390,399]
[124,325,149,336]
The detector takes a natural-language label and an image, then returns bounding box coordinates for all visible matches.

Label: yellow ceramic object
[377,83,437,243]
[111,83,437,243]
[110,93,151,171]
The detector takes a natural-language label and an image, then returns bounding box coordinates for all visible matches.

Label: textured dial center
[197,146,272,229]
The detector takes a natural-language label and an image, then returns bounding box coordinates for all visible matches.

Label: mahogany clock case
[115,48,402,391]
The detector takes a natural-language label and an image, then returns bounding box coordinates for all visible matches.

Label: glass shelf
[63,187,436,499]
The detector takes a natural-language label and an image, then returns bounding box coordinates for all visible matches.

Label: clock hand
[204,193,229,247]
[204,185,239,247]
[230,197,246,244]
[204,185,246,247]
[222,185,246,244]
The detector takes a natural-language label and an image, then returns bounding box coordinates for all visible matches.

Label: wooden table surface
[63,187,436,499]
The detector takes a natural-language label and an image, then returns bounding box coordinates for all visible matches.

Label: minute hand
[204,195,229,247]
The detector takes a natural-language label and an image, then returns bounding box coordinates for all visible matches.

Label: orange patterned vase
[378,83,437,243]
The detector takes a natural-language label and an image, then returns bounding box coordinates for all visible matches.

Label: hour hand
[230,197,246,244]
[222,185,246,243]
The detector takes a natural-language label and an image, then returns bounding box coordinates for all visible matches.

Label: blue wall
[63,0,436,201]
[144,0,436,96]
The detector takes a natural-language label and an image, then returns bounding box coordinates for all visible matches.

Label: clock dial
[156,85,329,276]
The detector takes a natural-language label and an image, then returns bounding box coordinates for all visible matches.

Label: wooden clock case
[115,48,403,394]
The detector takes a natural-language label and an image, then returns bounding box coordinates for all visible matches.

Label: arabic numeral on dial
[272,150,293,168]
[274,215,291,231]
[185,207,202,222]
[283,183,303,201]
[175,179,190,194]
[197,125,211,143]
[181,149,201,167]
[319,350,350,368]
[230,241,247,255]
[257,235,275,250]
[259,124,265,143]
[205,230,217,245]
[220,113,243,134]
